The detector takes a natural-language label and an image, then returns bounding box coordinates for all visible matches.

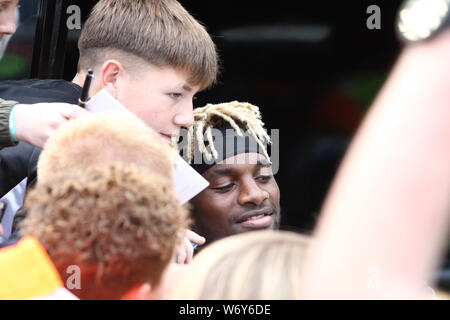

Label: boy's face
[190,153,281,244]
[115,64,200,143]
[0,0,18,39]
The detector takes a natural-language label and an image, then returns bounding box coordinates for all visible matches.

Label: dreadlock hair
[186,101,271,164]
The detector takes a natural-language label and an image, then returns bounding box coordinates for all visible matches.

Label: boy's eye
[168,93,182,99]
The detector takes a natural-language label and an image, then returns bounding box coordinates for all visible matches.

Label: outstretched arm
[3,102,88,149]
[300,30,450,299]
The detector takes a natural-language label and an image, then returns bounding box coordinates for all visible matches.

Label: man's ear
[99,59,124,99]
[121,283,152,300]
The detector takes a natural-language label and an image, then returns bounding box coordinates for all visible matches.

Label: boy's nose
[0,21,16,39]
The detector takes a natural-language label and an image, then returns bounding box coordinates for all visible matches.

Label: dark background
[177,0,404,233]
[3,0,404,232]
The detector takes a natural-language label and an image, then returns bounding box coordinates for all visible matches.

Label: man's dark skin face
[190,153,280,245]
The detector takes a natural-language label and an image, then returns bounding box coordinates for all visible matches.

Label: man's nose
[238,177,269,206]
[173,100,194,128]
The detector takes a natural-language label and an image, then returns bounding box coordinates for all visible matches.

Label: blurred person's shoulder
[0,79,81,104]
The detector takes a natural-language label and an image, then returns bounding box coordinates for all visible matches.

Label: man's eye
[212,183,235,192]
[256,175,271,182]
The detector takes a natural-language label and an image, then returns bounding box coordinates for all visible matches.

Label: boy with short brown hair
[0,0,218,253]
[77,0,217,91]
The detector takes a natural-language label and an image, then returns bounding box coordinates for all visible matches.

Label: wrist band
[9,104,19,143]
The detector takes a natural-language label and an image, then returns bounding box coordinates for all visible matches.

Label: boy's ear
[99,59,124,98]
[121,282,152,300]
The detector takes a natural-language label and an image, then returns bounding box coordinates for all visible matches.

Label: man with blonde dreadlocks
[181,101,280,247]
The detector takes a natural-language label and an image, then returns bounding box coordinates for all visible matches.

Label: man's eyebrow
[209,168,234,179]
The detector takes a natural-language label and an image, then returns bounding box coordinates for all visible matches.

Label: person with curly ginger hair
[15,114,190,299]
[21,163,188,300]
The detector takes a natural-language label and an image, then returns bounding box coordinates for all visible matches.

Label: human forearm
[0,98,18,149]
[13,103,88,149]
[301,30,450,299]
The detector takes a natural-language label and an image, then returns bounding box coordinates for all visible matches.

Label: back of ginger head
[23,113,189,299]
[23,163,188,299]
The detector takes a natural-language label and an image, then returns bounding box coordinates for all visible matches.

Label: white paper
[85,88,130,114]
[85,89,209,204]
[173,155,210,205]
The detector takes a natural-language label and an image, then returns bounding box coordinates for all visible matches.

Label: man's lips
[235,207,275,229]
